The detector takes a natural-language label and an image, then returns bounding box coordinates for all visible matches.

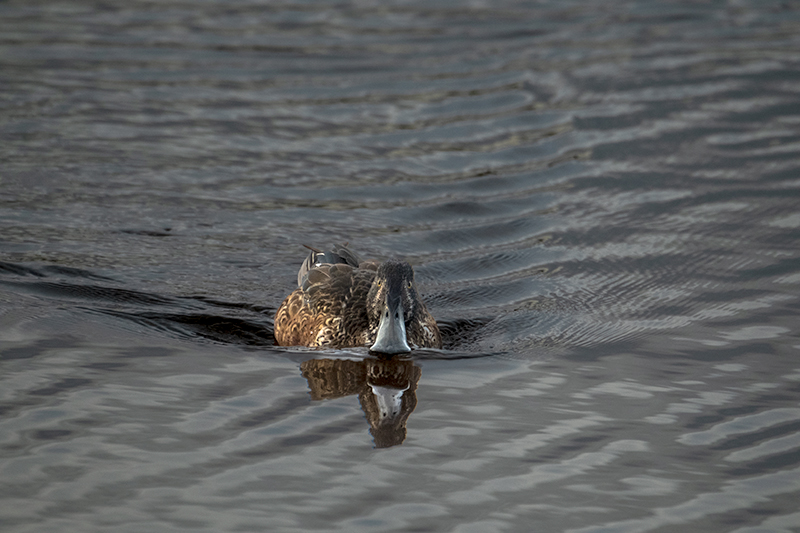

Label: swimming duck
[274,244,442,353]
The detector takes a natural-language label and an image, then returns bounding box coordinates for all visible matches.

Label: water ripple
[2,0,800,531]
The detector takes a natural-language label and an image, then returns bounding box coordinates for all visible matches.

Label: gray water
[2,1,800,531]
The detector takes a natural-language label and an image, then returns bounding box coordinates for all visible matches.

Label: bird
[274,244,442,353]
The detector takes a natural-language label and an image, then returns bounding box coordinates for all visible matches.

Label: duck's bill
[370,297,411,354]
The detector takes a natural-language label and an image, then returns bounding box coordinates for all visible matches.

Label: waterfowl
[274,244,442,353]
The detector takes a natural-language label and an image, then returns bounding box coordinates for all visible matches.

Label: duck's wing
[330,244,362,267]
[277,246,376,348]
[300,263,375,316]
[302,263,360,315]
[276,262,375,347]
[275,264,350,347]
[296,244,364,287]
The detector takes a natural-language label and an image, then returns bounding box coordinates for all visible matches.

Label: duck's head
[366,261,422,354]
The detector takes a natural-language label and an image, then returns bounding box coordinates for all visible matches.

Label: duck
[274,244,442,353]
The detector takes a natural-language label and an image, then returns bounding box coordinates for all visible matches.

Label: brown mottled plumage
[274,245,441,352]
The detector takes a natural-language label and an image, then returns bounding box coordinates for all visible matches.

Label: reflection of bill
[301,357,422,448]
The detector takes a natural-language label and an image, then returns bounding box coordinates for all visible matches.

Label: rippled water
[2,1,800,531]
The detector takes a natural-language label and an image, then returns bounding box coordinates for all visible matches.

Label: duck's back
[275,261,378,347]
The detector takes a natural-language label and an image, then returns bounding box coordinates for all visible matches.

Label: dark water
[2,0,800,531]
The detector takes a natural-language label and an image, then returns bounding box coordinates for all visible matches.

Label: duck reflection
[300,356,421,448]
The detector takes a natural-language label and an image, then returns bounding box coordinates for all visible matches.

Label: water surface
[2,1,800,531]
